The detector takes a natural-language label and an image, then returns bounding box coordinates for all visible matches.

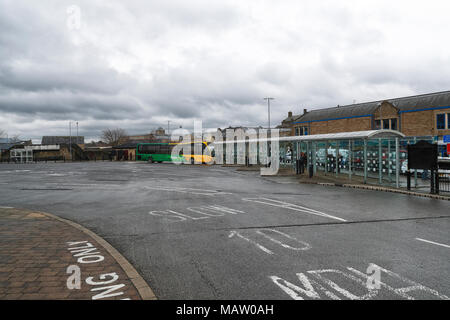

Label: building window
[437,114,446,130]
[295,126,308,136]
[375,118,398,130]
[391,118,397,130]
[375,120,381,129]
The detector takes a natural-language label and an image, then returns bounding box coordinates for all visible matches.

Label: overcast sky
[1,0,449,142]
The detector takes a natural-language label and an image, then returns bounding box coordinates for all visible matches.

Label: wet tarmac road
[0,161,449,300]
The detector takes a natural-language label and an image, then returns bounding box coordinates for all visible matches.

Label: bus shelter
[211,129,438,188]
[278,130,410,187]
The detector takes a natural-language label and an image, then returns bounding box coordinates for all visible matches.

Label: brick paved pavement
[0,207,153,300]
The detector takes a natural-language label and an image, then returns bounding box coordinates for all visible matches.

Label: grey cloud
[0,0,449,142]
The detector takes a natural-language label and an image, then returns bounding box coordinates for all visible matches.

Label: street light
[167,120,171,139]
[264,97,275,129]
[69,121,72,160]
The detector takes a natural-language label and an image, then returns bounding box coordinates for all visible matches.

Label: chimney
[288,111,293,118]
[303,108,308,115]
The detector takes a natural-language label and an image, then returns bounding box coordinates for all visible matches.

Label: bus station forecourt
[0,129,449,300]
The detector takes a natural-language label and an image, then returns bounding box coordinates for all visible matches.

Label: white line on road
[242,197,346,222]
[144,186,232,196]
[415,238,450,249]
[229,231,274,255]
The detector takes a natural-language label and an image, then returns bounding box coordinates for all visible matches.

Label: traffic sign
[444,135,450,143]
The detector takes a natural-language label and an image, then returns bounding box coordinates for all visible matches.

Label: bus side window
[160,145,169,154]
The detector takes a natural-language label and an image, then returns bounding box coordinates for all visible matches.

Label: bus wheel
[148,157,154,163]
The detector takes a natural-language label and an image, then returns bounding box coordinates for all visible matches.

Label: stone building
[282,91,450,139]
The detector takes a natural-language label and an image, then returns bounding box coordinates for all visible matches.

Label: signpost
[407,141,438,194]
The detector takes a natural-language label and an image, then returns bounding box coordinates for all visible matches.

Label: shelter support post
[364,139,368,184]
[395,138,400,188]
[378,138,382,184]
[349,139,352,180]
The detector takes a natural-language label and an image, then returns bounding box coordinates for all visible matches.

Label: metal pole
[336,142,339,177]
[378,138,382,184]
[264,98,274,130]
[76,121,79,161]
[349,139,352,180]
[395,138,400,188]
[388,140,391,183]
[414,137,417,188]
[167,120,171,139]
[313,142,317,174]
[364,139,367,184]
[69,121,72,161]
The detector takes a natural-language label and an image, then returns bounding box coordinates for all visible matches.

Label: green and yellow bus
[136,141,214,164]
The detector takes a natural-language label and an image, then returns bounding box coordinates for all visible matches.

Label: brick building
[42,136,84,145]
[282,91,450,140]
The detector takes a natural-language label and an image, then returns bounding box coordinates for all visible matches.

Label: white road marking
[415,238,450,249]
[348,263,450,300]
[229,229,311,254]
[242,197,346,222]
[256,229,311,251]
[205,205,245,215]
[144,186,232,196]
[186,205,244,217]
[149,205,245,222]
[187,207,226,217]
[229,231,274,255]
[0,206,14,209]
[271,263,450,300]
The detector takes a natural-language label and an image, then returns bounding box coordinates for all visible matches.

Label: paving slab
[0,207,155,300]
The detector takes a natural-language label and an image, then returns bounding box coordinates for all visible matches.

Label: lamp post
[167,120,171,140]
[264,97,275,130]
[69,121,72,160]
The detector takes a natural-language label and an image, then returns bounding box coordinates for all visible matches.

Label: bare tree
[9,134,21,143]
[0,129,5,138]
[101,128,129,146]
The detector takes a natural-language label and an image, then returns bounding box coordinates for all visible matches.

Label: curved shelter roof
[215,130,405,145]
[294,90,450,123]
[278,130,405,142]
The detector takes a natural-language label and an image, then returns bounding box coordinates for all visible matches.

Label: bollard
[430,170,435,194]
[406,171,411,190]
[308,164,313,178]
[435,171,440,195]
